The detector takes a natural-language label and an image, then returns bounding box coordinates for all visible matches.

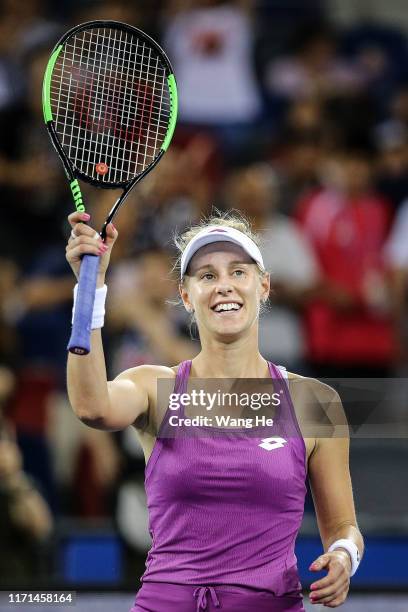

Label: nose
[214,273,234,295]
[215,283,233,296]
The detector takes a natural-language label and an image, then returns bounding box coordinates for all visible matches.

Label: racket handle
[68,254,100,355]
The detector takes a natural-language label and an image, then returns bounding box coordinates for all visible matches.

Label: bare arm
[307,397,364,608]
[309,436,364,553]
[67,330,151,430]
[66,212,152,431]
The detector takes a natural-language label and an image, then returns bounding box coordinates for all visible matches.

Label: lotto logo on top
[258,437,287,451]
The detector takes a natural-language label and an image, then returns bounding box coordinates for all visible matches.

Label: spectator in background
[0,236,72,514]
[0,257,19,366]
[278,97,333,147]
[384,199,408,370]
[133,141,214,251]
[266,22,362,104]
[0,366,53,586]
[375,85,408,141]
[74,0,145,34]
[108,247,197,374]
[4,245,73,513]
[296,150,396,377]
[0,43,67,266]
[374,87,408,213]
[223,163,320,372]
[341,20,408,117]
[163,0,262,156]
[266,22,377,153]
[0,366,15,419]
[0,14,22,111]
[274,134,325,216]
[0,0,60,113]
[271,98,331,215]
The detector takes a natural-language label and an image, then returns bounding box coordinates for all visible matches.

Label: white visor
[180,226,264,278]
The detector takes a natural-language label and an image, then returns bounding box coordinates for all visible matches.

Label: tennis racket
[42,20,178,355]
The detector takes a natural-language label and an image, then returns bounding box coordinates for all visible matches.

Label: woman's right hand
[66,212,118,284]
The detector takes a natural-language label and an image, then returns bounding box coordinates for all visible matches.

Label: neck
[191,333,269,378]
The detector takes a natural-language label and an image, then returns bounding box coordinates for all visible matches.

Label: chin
[212,319,250,338]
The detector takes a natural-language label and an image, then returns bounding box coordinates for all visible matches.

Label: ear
[179,280,194,313]
[260,271,270,303]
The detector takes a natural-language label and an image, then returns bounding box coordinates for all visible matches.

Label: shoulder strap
[268,362,302,439]
[174,360,191,393]
[172,360,191,418]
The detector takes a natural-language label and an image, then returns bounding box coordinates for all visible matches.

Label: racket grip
[68,254,100,355]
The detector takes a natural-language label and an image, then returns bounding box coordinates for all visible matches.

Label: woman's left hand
[308,551,351,607]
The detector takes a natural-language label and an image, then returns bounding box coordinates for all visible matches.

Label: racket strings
[50,89,168,127]
[50,27,171,184]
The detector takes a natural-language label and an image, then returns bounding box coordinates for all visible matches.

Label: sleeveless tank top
[141,361,307,596]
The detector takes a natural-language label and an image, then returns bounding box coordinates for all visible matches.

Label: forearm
[67,328,111,422]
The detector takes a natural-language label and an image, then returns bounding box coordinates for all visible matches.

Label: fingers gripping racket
[42,21,178,355]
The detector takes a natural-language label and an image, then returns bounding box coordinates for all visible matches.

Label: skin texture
[65,214,364,607]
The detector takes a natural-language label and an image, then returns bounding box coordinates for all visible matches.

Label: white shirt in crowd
[258,215,320,365]
[163,4,262,124]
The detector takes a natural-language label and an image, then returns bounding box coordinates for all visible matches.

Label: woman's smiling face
[180,242,270,341]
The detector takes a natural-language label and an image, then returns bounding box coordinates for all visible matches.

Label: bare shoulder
[285,371,348,442]
[286,370,340,399]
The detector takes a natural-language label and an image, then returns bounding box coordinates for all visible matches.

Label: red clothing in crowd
[296,188,395,366]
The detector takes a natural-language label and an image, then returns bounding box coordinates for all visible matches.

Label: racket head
[42,20,178,189]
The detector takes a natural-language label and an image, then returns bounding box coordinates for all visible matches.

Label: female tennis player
[66,211,364,611]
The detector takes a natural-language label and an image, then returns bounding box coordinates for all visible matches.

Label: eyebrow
[192,261,252,273]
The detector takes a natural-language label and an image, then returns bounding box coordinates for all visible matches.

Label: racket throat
[70,179,85,213]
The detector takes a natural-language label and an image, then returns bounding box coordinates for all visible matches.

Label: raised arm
[66,212,150,431]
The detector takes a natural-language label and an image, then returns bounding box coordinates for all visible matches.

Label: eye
[233,269,245,276]
[201,272,215,280]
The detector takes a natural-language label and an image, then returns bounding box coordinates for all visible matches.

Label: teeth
[214,303,241,312]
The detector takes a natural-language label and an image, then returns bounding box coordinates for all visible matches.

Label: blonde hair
[174,209,263,279]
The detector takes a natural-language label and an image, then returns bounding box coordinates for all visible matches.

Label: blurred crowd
[1,0,408,585]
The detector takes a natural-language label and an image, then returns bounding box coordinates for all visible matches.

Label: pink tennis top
[141,361,307,597]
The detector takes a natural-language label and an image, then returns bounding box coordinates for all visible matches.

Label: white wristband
[72,284,107,329]
[328,538,361,576]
